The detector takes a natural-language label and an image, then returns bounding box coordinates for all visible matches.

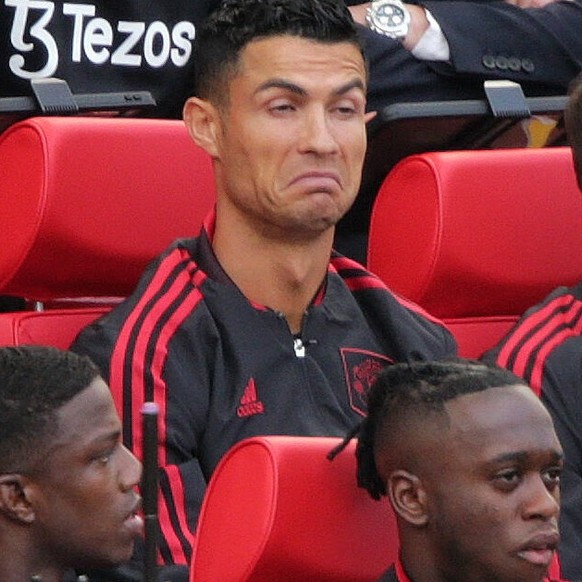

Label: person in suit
[348,0,582,114]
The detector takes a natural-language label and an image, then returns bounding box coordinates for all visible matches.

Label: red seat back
[0,116,215,301]
[0,116,215,347]
[0,308,108,349]
[368,147,582,357]
[191,436,399,582]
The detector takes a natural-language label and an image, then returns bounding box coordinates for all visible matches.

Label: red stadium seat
[4,123,576,580]
[191,436,399,582]
[367,147,582,358]
[0,307,108,350]
[0,116,215,346]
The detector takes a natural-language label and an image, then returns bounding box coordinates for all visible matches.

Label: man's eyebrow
[333,79,367,96]
[91,428,122,445]
[254,78,366,97]
[490,449,564,465]
[255,79,306,96]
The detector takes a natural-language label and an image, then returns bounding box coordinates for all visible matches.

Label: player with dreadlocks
[333,359,567,582]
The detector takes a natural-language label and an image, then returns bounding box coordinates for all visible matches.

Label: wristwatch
[366,0,411,42]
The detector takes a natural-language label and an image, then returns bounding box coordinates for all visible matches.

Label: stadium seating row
[0,116,580,581]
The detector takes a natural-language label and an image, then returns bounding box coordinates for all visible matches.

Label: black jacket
[0,0,221,118]
[72,214,456,567]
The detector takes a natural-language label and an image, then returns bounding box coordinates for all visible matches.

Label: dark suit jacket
[426,0,582,90]
[336,1,582,255]
[350,0,582,114]
[353,0,582,117]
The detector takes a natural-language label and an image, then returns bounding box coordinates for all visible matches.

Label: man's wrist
[409,8,450,61]
[357,1,430,51]
[401,4,430,51]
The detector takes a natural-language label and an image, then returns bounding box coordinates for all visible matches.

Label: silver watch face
[376,3,407,28]
[367,0,410,39]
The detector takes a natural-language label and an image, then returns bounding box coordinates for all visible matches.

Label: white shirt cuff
[410,9,450,62]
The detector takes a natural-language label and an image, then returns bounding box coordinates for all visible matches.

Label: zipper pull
[293,337,306,358]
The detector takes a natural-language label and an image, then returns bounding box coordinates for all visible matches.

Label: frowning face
[189,34,373,241]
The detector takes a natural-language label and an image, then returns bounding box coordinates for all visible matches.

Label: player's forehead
[53,378,120,452]
[444,385,562,464]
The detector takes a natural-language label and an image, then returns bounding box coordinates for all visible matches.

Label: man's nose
[298,107,340,155]
[522,474,560,521]
[119,443,143,490]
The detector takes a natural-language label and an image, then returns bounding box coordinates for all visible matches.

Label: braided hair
[329,359,525,500]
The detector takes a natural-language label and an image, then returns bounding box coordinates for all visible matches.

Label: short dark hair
[331,359,525,500]
[0,346,101,474]
[566,72,582,190]
[194,0,363,104]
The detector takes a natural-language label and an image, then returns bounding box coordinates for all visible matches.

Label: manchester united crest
[340,348,393,416]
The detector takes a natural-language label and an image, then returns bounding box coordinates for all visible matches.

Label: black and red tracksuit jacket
[73,214,456,566]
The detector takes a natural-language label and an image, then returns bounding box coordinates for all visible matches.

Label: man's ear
[183,96,222,158]
[0,474,36,524]
[387,469,429,527]
[365,110,377,125]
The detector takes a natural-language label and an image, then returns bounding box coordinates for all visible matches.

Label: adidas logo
[237,377,265,418]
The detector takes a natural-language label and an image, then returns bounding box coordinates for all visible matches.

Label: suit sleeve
[423,0,582,88]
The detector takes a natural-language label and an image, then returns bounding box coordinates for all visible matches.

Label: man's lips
[517,531,560,566]
[289,171,341,191]
[123,496,144,537]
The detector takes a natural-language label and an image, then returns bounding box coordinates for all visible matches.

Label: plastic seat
[0,116,215,346]
[367,147,582,357]
[191,436,399,582]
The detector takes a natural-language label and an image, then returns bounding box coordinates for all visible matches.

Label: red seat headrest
[368,148,582,319]
[192,436,398,582]
[0,116,215,300]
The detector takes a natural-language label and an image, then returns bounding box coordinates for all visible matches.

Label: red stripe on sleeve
[496,295,575,371]
[157,472,189,565]
[332,255,446,326]
[128,262,198,464]
[109,247,194,450]
[148,286,204,466]
[163,464,196,563]
[528,315,582,396]
[108,247,203,564]
[125,270,202,564]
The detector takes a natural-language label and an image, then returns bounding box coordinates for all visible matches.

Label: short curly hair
[0,345,101,474]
